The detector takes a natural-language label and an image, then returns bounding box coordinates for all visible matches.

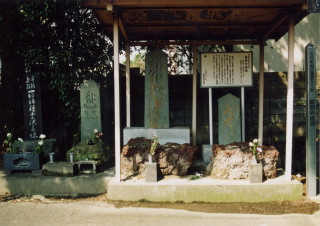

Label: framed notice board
[201,52,253,88]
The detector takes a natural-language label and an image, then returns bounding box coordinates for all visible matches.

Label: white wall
[234,13,320,72]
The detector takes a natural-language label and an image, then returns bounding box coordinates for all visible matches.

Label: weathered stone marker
[305,43,317,197]
[80,80,102,143]
[123,49,190,145]
[144,49,169,128]
[218,93,241,145]
[23,74,43,139]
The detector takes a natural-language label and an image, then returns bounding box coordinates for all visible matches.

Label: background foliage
[0,0,113,153]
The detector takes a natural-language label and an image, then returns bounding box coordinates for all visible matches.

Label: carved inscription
[144,49,169,128]
[23,74,42,139]
[83,90,98,119]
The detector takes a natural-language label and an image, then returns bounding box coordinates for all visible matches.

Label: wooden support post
[258,42,265,145]
[126,44,131,127]
[113,13,121,182]
[192,45,197,145]
[241,87,245,142]
[285,17,295,181]
[209,88,213,144]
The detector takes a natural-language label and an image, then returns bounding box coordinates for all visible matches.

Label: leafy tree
[18,0,113,125]
[0,0,114,154]
[0,2,25,143]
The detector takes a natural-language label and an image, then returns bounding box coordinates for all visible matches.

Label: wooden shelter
[82,0,309,182]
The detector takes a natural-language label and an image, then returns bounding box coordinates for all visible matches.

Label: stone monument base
[42,162,77,176]
[123,127,190,145]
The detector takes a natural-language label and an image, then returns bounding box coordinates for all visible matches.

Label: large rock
[66,142,111,164]
[158,143,198,176]
[206,143,279,180]
[120,137,197,180]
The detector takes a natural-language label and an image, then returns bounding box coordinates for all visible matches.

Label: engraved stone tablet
[80,80,101,143]
[144,49,169,128]
[218,93,241,145]
[23,74,43,139]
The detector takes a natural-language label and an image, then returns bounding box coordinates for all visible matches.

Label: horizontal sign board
[201,52,253,88]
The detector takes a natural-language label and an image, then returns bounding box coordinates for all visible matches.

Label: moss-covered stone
[66,142,110,164]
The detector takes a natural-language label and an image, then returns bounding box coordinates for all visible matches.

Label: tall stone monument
[218,93,241,145]
[123,49,190,145]
[23,74,43,139]
[144,48,169,128]
[80,80,102,143]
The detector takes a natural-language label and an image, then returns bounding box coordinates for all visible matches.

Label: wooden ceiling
[82,0,308,44]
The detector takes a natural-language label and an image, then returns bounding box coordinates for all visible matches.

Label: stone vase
[249,162,263,183]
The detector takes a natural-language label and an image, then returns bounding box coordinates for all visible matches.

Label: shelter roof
[82,0,308,44]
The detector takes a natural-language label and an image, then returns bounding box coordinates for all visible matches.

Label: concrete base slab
[107,175,303,203]
[0,168,114,196]
[123,127,190,145]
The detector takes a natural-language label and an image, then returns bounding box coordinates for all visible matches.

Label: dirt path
[1,193,319,215]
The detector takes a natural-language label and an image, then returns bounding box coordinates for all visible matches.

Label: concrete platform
[0,168,303,203]
[0,168,114,197]
[107,175,304,203]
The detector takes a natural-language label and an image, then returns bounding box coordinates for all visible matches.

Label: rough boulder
[120,137,197,180]
[206,143,279,180]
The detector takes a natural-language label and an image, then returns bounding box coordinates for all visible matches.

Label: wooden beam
[119,16,129,42]
[258,42,265,145]
[129,40,261,46]
[192,45,197,146]
[124,23,269,28]
[113,13,121,182]
[261,12,290,40]
[125,44,131,127]
[82,0,306,8]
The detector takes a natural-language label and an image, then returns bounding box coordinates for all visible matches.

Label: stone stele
[80,80,102,143]
[144,48,169,128]
[218,93,241,145]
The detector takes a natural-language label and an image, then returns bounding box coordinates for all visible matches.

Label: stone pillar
[144,49,169,128]
[80,80,102,143]
[218,93,241,145]
[23,74,43,139]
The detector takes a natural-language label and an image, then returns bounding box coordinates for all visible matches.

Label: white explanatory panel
[201,52,253,88]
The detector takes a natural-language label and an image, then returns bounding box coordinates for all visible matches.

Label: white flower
[257,147,263,153]
[253,139,259,143]
[18,138,23,142]
[249,142,254,147]
[7,133,12,138]
[39,134,46,139]
[38,140,44,146]
[94,129,98,134]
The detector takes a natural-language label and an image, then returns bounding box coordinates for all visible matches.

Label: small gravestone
[144,49,169,128]
[218,93,241,145]
[23,74,43,139]
[80,80,102,143]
